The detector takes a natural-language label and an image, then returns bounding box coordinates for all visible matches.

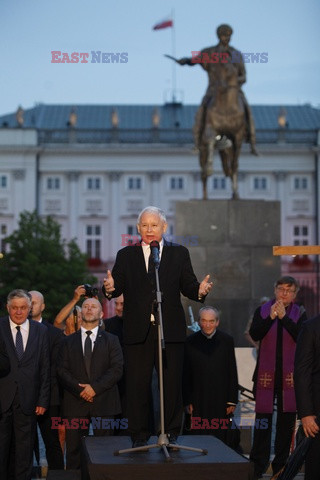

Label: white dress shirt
[141,238,164,270]
[80,325,99,354]
[9,318,29,350]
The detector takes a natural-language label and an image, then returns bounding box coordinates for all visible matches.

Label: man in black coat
[29,290,64,470]
[0,289,50,480]
[57,297,123,470]
[0,333,10,378]
[103,205,213,447]
[183,306,238,444]
[294,314,320,480]
[103,294,124,345]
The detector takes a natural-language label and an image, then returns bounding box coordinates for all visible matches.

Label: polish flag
[152,17,173,30]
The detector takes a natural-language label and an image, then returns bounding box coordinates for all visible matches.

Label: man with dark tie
[28,290,64,470]
[0,289,50,480]
[57,297,123,470]
[102,205,213,447]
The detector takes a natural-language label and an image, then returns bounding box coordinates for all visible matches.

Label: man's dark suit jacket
[42,319,64,406]
[106,241,201,344]
[294,315,320,419]
[57,328,123,416]
[0,334,10,378]
[103,315,123,346]
[0,317,50,415]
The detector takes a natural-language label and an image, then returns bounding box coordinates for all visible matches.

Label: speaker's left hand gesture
[198,274,213,298]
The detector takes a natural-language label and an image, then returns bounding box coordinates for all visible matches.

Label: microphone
[150,240,160,268]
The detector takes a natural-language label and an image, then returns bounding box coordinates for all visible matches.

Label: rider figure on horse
[177,24,258,156]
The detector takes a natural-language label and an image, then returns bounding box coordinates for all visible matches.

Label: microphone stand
[114,253,208,460]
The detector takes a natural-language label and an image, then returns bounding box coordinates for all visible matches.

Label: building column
[237,171,247,199]
[274,171,287,244]
[149,172,161,205]
[12,169,26,228]
[109,172,122,258]
[68,172,79,240]
[192,172,201,199]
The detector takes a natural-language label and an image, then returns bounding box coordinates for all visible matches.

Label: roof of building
[1,103,320,131]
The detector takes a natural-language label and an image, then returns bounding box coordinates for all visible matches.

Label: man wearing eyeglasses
[248,276,307,479]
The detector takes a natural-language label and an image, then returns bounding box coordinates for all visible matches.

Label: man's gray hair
[137,206,167,224]
[198,306,220,321]
[7,289,32,306]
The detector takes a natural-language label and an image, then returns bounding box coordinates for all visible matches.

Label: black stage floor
[82,435,252,480]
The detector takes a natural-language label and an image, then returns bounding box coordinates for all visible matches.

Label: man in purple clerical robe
[249,276,307,479]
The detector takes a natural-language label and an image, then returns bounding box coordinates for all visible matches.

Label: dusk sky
[0,0,319,116]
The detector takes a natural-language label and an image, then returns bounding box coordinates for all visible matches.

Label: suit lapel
[23,320,37,359]
[74,330,87,375]
[2,317,17,357]
[159,239,172,281]
[91,328,103,363]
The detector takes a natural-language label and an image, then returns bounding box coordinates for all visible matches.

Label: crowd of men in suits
[0,205,319,480]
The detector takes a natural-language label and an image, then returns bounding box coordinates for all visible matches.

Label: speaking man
[103,205,213,447]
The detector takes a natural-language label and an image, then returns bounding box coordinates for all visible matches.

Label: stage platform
[81,435,252,480]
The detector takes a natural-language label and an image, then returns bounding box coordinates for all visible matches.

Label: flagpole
[171,8,176,103]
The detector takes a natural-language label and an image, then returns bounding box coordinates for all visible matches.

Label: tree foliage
[0,211,97,320]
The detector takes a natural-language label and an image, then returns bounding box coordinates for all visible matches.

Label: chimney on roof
[16,106,24,127]
[278,107,287,128]
[111,109,119,128]
[68,108,77,128]
[152,108,160,128]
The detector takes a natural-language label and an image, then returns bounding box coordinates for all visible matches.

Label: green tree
[0,211,97,320]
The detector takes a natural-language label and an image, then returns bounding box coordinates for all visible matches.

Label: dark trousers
[124,323,184,441]
[66,416,114,470]
[37,405,64,470]
[305,431,320,480]
[0,391,37,480]
[250,409,296,476]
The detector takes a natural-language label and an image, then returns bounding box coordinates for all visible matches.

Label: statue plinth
[175,199,281,346]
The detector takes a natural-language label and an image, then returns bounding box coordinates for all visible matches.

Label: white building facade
[0,103,319,312]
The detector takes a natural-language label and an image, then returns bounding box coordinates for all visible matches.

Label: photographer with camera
[54,284,99,335]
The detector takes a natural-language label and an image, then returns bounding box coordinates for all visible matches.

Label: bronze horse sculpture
[168,23,258,200]
[196,59,246,200]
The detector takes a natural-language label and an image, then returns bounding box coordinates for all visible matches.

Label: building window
[294,177,308,190]
[87,177,101,191]
[293,225,309,245]
[0,175,7,188]
[86,225,101,259]
[212,177,226,190]
[128,177,142,190]
[170,177,184,190]
[253,177,267,190]
[47,177,60,190]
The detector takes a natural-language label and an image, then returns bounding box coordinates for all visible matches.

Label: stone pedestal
[175,199,281,346]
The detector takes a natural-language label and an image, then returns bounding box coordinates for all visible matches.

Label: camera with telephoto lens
[83,284,99,298]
